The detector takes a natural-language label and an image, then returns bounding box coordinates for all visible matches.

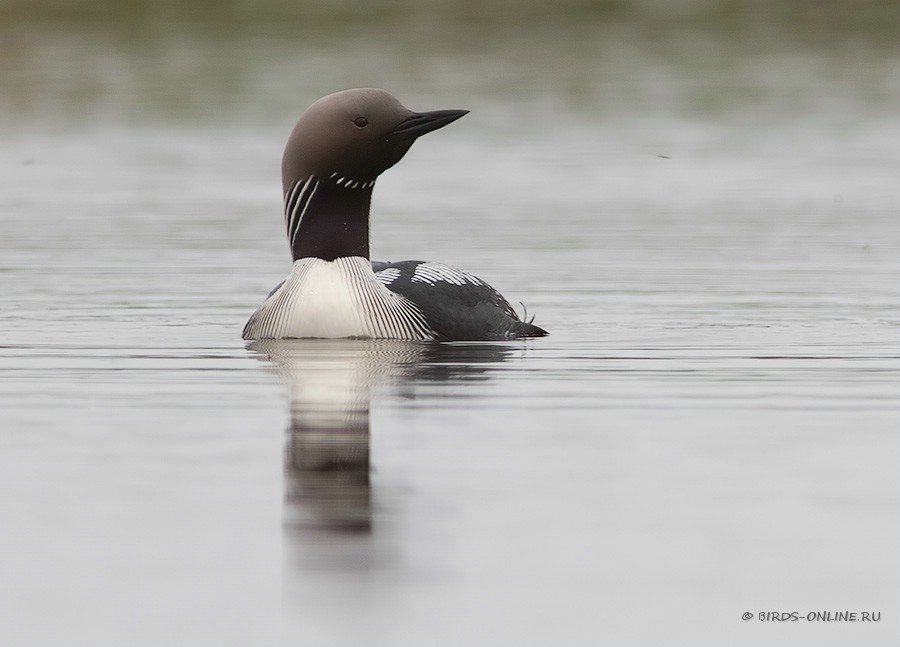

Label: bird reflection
[247,340,514,545]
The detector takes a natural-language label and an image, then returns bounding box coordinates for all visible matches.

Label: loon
[242,88,548,341]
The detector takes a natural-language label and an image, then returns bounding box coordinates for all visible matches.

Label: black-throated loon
[242,88,548,341]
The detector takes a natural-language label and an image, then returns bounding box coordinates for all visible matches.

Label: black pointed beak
[391,109,469,139]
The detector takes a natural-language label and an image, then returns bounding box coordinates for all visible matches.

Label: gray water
[2,5,899,646]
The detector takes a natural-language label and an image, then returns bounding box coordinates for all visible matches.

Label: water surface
[1,6,899,646]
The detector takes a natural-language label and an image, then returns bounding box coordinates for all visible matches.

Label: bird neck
[284,175,373,262]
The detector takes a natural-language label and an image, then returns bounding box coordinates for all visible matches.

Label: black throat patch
[284,176,374,261]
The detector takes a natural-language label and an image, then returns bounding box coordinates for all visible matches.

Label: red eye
[353,116,368,128]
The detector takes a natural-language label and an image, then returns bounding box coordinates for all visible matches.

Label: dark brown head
[281,88,468,195]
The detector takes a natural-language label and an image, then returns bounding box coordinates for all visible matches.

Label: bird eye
[353,116,369,128]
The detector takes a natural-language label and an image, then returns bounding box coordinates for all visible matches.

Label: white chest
[243,257,433,340]
[282,259,373,338]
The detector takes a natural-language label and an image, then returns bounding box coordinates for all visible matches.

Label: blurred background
[4,0,900,262]
[2,2,899,646]
[3,0,900,127]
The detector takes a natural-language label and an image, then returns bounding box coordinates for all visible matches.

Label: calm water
[2,6,899,646]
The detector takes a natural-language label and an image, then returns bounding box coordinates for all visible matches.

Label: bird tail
[507,318,549,339]
[509,302,548,338]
